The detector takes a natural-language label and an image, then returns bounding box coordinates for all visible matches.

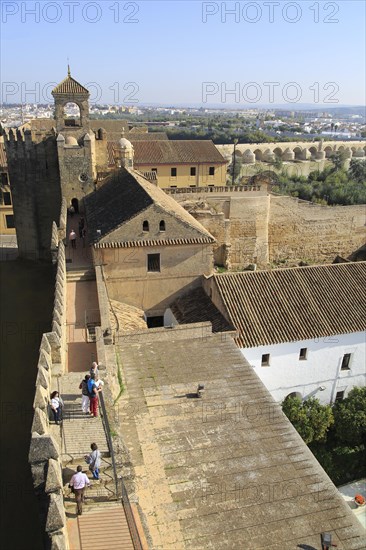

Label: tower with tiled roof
[52,65,90,134]
[52,67,96,206]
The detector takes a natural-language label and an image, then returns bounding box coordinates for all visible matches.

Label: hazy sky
[1,0,365,106]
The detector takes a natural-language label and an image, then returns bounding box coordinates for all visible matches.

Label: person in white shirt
[69,465,90,515]
[69,229,77,249]
[50,391,63,425]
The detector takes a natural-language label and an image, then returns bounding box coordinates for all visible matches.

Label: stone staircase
[66,268,96,282]
[76,503,135,549]
[59,373,109,460]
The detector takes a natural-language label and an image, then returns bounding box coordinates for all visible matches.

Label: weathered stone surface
[33,384,49,410]
[50,529,68,550]
[31,407,49,435]
[40,334,52,356]
[30,461,47,490]
[52,320,62,340]
[38,348,52,371]
[36,365,50,390]
[45,459,63,494]
[45,332,62,363]
[29,433,59,463]
[45,493,66,533]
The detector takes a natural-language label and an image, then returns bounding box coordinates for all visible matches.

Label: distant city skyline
[1,1,365,106]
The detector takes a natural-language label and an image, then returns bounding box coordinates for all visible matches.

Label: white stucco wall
[241,331,366,404]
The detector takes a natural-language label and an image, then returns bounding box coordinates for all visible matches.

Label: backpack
[87,379,96,398]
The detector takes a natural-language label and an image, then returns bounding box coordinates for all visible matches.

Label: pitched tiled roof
[84,168,215,245]
[52,74,89,95]
[170,287,236,333]
[111,140,227,166]
[213,262,366,348]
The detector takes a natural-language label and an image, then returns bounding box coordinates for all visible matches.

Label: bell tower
[52,65,90,136]
[52,68,96,207]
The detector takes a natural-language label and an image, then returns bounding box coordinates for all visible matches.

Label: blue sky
[1,0,365,106]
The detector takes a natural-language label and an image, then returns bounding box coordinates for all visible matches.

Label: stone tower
[2,69,96,261]
[52,67,96,209]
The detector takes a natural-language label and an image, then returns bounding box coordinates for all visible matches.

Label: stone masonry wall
[4,130,62,261]
[29,241,69,550]
[268,196,366,264]
[173,193,365,269]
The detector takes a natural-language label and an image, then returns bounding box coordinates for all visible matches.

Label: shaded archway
[273,147,283,160]
[309,146,317,160]
[71,198,79,214]
[63,102,81,127]
[293,147,302,160]
[324,146,333,158]
[285,392,302,400]
[253,149,263,161]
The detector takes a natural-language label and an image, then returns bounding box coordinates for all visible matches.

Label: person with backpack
[79,374,91,414]
[87,373,101,417]
[85,443,102,481]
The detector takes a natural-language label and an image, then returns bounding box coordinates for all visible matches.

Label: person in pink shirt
[69,465,90,515]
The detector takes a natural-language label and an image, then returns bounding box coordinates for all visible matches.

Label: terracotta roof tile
[213,262,366,348]
[108,140,226,167]
[84,168,215,245]
[52,75,89,95]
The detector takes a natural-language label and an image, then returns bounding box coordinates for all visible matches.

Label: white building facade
[241,331,366,405]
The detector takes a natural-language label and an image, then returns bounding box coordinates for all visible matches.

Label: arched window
[63,102,81,127]
[159,220,166,232]
[143,220,149,232]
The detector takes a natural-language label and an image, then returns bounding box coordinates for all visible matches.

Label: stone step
[77,504,134,549]
[66,269,96,282]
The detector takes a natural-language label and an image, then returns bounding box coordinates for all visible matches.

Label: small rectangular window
[190,167,196,176]
[0,173,9,185]
[5,215,15,229]
[299,348,307,360]
[147,253,160,272]
[341,353,351,370]
[171,167,177,177]
[335,391,345,402]
[170,185,177,189]
[209,166,215,176]
[261,353,270,367]
[2,192,12,205]
[151,168,157,173]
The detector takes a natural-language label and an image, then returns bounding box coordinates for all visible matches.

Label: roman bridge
[217,140,366,164]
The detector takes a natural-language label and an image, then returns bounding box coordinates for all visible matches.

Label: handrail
[99,391,120,497]
[99,391,143,550]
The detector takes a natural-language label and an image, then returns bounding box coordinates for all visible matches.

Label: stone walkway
[59,372,109,459]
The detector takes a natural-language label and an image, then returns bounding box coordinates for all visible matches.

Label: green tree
[333,387,366,447]
[282,396,334,444]
[329,150,348,171]
[348,159,366,184]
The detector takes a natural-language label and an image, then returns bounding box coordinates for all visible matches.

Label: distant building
[107,139,228,188]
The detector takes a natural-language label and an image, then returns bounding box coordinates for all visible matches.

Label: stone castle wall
[173,193,365,269]
[4,130,62,261]
[268,196,366,264]
[29,241,69,550]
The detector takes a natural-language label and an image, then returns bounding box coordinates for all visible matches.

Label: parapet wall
[173,192,366,268]
[268,196,366,264]
[28,241,68,550]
